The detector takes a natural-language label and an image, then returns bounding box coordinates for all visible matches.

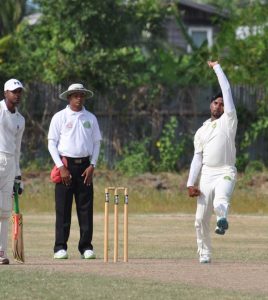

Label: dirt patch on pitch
[7,258,268,294]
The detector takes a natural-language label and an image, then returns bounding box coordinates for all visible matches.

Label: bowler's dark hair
[210,91,223,102]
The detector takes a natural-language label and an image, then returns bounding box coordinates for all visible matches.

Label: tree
[0,0,26,37]
[0,0,224,166]
[212,1,268,85]
[1,0,182,163]
[2,1,169,86]
[210,1,268,168]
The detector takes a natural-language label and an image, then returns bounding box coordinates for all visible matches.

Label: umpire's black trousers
[54,158,94,254]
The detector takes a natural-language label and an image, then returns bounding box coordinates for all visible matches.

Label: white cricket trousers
[195,165,236,257]
[0,153,15,258]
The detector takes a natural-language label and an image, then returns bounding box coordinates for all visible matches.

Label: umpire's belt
[65,156,90,164]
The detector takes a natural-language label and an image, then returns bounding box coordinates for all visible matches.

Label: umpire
[48,83,102,260]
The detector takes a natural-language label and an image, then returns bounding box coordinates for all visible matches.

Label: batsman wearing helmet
[187,61,237,264]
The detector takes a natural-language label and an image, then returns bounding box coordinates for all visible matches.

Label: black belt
[65,156,90,164]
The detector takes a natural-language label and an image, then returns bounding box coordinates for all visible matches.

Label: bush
[115,139,152,176]
[245,160,265,174]
[155,116,188,172]
[236,153,249,172]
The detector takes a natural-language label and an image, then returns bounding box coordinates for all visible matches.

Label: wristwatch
[90,164,95,168]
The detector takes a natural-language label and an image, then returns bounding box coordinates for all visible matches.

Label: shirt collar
[1,99,18,113]
[203,118,212,125]
[66,105,85,115]
[203,115,222,125]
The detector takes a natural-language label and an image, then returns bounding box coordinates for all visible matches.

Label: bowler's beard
[211,110,223,120]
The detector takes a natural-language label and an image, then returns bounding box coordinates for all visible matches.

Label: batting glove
[13,176,24,195]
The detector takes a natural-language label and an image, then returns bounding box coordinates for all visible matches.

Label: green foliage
[235,95,268,171]
[113,116,191,174]
[245,160,265,174]
[235,105,255,171]
[214,2,268,85]
[1,0,203,167]
[115,139,152,176]
[0,0,171,88]
[0,0,26,37]
[0,35,12,67]
[3,0,268,170]
[0,0,215,89]
[237,159,266,191]
[171,3,214,86]
[93,146,109,170]
[156,117,187,172]
[4,0,268,89]
[218,1,268,170]
[236,152,249,172]
[0,0,26,75]
[21,156,52,172]
[241,99,268,151]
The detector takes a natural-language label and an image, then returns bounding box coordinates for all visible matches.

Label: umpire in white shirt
[48,83,102,260]
[0,79,25,265]
[187,61,237,264]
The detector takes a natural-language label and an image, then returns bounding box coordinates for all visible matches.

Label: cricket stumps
[104,187,128,263]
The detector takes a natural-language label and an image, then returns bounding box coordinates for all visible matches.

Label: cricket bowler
[186,61,237,263]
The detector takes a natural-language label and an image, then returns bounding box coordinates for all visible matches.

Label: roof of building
[178,0,228,17]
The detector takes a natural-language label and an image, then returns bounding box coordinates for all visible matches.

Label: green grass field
[20,169,268,214]
[1,213,268,299]
[1,170,268,299]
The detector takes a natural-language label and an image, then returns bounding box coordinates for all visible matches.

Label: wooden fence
[0,82,267,168]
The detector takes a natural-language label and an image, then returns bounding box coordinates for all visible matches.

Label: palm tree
[0,0,27,37]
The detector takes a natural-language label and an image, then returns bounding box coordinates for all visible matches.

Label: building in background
[166,0,228,52]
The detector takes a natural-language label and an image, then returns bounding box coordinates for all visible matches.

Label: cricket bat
[12,183,25,263]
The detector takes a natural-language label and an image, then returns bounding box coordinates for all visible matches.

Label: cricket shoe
[215,218,229,235]
[81,250,96,259]
[0,257,9,265]
[54,249,68,259]
[199,255,211,264]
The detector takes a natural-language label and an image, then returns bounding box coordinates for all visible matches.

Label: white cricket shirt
[187,64,237,187]
[194,64,237,168]
[48,105,102,167]
[0,99,25,175]
[194,111,237,167]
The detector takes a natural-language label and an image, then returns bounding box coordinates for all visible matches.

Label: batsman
[187,61,237,264]
[0,79,25,265]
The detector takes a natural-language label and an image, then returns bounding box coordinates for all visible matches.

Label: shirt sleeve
[220,110,238,135]
[14,120,25,176]
[90,140,101,166]
[48,114,64,168]
[186,152,203,187]
[92,115,102,142]
[48,139,64,168]
[193,129,203,154]
[90,115,102,166]
[213,64,235,113]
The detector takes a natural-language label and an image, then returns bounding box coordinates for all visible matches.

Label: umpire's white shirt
[48,105,102,167]
[194,110,237,168]
[0,100,25,175]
